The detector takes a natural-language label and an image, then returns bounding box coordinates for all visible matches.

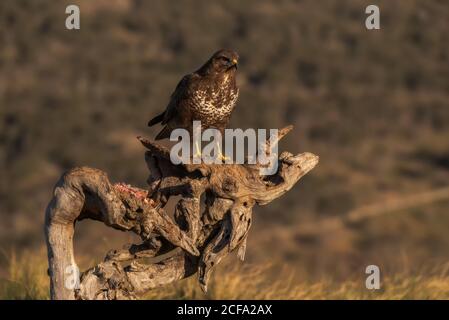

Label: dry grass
[1,249,449,300]
[0,248,49,300]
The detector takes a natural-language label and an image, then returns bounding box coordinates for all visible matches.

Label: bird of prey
[148,49,239,159]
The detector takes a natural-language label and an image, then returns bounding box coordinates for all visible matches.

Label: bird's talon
[220,155,231,162]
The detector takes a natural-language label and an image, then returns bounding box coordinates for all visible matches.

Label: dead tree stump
[44,126,318,300]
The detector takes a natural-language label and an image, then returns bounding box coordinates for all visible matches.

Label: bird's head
[199,49,239,75]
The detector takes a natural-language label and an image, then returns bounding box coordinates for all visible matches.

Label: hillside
[1,0,449,294]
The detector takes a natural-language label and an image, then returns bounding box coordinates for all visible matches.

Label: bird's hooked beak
[229,58,238,69]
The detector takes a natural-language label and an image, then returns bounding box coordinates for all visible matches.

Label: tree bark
[45,126,318,299]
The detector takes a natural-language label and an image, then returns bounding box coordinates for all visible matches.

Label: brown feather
[147,49,240,140]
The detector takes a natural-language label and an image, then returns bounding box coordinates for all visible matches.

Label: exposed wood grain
[45,126,318,299]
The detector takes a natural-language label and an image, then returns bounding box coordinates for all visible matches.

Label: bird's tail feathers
[155,126,171,140]
[147,112,165,127]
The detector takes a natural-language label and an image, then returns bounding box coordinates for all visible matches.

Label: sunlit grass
[1,249,449,300]
[0,248,49,300]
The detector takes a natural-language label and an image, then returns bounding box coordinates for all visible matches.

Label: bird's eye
[219,56,231,63]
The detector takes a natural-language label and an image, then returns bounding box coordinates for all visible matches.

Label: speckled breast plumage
[189,76,239,129]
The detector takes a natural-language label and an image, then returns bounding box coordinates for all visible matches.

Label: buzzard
[147,49,239,157]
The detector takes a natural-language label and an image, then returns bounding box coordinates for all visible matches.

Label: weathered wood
[45,126,318,299]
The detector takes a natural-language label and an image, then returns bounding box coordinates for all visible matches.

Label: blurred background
[1,0,449,298]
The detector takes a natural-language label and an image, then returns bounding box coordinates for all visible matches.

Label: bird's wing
[162,74,195,125]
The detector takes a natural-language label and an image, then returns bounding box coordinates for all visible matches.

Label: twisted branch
[45,126,318,299]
